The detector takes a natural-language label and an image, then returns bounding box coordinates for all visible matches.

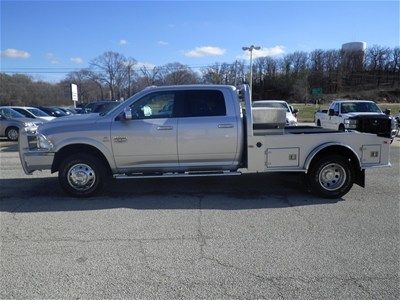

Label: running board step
[114,171,242,180]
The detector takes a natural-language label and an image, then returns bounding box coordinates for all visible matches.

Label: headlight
[37,134,53,150]
[23,122,37,127]
[344,119,358,129]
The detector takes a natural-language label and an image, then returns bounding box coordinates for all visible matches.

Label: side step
[114,171,242,180]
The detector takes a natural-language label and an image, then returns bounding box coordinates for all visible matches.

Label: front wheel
[307,155,354,199]
[6,127,19,141]
[58,153,106,197]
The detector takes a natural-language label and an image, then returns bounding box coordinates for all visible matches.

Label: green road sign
[312,87,322,95]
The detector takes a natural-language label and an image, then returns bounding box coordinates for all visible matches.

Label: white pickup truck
[314,100,397,138]
[19,85,391,198]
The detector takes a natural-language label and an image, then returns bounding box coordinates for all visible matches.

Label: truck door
[176,89,238,170]
[326,102,339,129]
[111,91,179,171]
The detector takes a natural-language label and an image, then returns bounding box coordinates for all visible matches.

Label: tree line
[1,45,399,106]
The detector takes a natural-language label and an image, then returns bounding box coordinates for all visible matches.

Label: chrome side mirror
[123,108,132,120]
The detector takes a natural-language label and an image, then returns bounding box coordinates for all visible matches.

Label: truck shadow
[0,173,343,213]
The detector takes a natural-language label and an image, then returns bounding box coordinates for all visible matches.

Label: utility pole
[242,45,261,100]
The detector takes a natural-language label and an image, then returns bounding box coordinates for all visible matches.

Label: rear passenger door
[177,90,238,170]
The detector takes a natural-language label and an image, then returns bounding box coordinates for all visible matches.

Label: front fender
[54,137,116,171]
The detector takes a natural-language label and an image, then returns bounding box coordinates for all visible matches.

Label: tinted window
[27,108,50,117]
[130,92,176,119]
[13,108,34,118]
[182,90,226,117]
[0,108,25,118]
[333,103,339,114]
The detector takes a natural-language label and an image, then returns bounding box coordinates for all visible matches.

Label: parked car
[252,100,298,126]
[58,107,77,116]
[19,85,391,198]
[36,106,68,118]
[11,106,55,121]
[82,101,121,114]
[0,107,43,141]
[314,100,398,138]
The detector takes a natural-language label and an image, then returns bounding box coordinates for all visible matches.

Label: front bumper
[19,130,54,174]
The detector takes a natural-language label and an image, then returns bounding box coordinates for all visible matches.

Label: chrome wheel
[7,128,19,141]
[318,163,346,191]
[67,163,96,191]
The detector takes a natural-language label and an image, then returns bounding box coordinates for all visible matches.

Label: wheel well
[338,123,345,130]
[309,145,361,172]
[6,126,19,132]
[52,144,112,174]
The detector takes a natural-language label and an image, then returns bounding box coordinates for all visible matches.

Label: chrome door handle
[218,124,234,128]
[156,126,173,130]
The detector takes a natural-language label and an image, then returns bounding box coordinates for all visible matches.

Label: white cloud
[185,46,226,58]
[158,41,168,46]
[136,61,156,69]
[70,57,83,64]
[1,48,31,59]
[238,45,286,60]
[46,53,60,64]
[119,39,128,45]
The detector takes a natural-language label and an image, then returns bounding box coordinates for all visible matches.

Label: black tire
[317,120,321,127]
[307,154,354,199]
[58,153,106,197]
[338,124,345,131]
[6,126,19,141]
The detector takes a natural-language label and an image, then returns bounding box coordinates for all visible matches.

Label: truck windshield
[341,102,382,113]
[253,101,290,112]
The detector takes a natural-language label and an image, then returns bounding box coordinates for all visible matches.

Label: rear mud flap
[354,169,365,188]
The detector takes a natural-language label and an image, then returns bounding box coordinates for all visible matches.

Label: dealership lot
[0,138,399,299]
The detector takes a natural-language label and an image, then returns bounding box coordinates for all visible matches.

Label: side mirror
[292,108,299,115]
[384,109,391,116]
[123,108,132,120]
[328,109,335,116]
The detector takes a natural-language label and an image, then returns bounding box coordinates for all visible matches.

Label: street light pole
[242,45,261,100]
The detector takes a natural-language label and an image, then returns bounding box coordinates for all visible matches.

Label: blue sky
[1,0,399,81]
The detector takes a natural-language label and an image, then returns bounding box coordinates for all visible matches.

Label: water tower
[341,42,367,72]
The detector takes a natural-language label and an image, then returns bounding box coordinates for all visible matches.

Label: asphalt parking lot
[0,138,399,299]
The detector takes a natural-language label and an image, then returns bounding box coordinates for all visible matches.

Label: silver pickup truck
[19,84,391,198]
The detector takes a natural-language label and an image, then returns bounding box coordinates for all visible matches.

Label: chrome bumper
[19,130,54,174]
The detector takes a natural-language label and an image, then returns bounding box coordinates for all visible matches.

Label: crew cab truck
[314,100,397,138]
[19,85,391,198]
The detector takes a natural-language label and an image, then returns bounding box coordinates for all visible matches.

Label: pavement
[0,137,399,299]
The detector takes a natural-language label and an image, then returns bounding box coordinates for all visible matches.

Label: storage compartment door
[266,148,299,168]
[361,145,381,164]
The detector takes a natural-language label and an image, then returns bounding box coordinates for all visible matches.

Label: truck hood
[343,112,385,118]
[38,113,101,131]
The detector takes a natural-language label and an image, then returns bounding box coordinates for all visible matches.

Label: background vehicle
[0,107,42,140]
[11,106,55,121]
[58,107,76,116]
[19,85,391,198]
[252,100,298,126]
[36,106,68,118]
[314,100,397,138]
[82,101,121,114]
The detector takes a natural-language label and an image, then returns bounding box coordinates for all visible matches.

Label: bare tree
[90,51,131,99]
